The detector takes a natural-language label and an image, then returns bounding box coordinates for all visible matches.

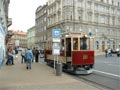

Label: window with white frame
[95,28,98,35]
[117,9,120,16]
[64,11,73,20]
[106,16,110,24]
[106,7,109,13]
[64,0,73,6]
[95,4,98,11]
[118,2,120,7]
[78,11,83,20]
[44,17,46,22]
[78,0,83,7]
[107,0,109,3]
[118,19,120,25]
[112,17,115,25]
[100,5,104,12]
[101,0,103,2]
[111,8,114,14]
[87,14,92,21]
[100,16,105,24]
[95,15,98,23]
[112,0,114,5]
[87,2,92,10]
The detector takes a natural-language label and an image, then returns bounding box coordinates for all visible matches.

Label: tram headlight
[84,34,88,38]
[65,34,69,37]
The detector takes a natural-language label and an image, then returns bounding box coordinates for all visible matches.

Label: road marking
[108,64,120,67]
[93,69,120,78]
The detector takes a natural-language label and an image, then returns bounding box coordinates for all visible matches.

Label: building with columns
[46,0,120,52]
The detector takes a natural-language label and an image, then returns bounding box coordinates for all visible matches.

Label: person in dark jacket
[35,48,39,63]
[32,47,36,62]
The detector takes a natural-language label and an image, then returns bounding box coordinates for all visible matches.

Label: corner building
[47,0,120,53]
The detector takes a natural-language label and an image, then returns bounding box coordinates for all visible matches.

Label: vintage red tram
[44,33,94,74]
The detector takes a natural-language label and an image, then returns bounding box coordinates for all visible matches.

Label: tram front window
[80,36,89,50]
[73,38,78,50]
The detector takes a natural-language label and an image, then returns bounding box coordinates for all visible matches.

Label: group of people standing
[6,47,18,65]
[5,46,40,70]
[21,47,40,69]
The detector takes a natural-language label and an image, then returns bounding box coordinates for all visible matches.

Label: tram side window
[80,36,89,50]
[73,38,78,50]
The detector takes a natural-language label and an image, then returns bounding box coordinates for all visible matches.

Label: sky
[8,0,47,32]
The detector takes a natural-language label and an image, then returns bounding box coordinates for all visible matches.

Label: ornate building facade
[46,0,120,52]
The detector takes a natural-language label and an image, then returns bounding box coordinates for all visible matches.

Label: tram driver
[80,36,87,50]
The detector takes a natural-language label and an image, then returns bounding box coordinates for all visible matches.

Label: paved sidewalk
[0,54,107,90]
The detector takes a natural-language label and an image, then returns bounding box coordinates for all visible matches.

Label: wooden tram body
[45,33,94,74]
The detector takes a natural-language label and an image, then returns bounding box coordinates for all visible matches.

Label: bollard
[56,63,62,76]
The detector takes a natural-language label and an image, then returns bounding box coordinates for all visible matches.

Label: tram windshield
[80,36,90,50]
[73,38,78,50]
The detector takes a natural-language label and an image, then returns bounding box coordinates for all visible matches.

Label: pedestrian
[35,48,39,63]
[6,47,14,65]
[105,48,108,57]
[24,48,33,69]
[32,47,36,62]
[21,49,25,63]
[14,47,18,54]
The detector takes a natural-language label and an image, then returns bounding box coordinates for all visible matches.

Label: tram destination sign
[52,29,61,38]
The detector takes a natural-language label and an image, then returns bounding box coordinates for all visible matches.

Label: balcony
[7,18,12,27]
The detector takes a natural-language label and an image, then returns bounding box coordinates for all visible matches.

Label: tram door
[66,38,71,56]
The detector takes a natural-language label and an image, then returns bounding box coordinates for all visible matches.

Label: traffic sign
[52,29,61,38]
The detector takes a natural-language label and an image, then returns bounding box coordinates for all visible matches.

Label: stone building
[9,30,27,48]
[46,0,120,52]
[27,26,36,49]
[35,4,47,50]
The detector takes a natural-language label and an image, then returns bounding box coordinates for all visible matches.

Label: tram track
[65,72,116,90]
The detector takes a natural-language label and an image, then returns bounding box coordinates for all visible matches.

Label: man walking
[35,48,39,63]
[32,47,36,62]
[24,48,33,69]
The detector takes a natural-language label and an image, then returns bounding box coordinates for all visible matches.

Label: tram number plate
[83,55,88,60]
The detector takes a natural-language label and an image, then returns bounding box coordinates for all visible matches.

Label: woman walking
[24,48,33,69]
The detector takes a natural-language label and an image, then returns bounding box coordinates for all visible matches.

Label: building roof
[9,30,27,35]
